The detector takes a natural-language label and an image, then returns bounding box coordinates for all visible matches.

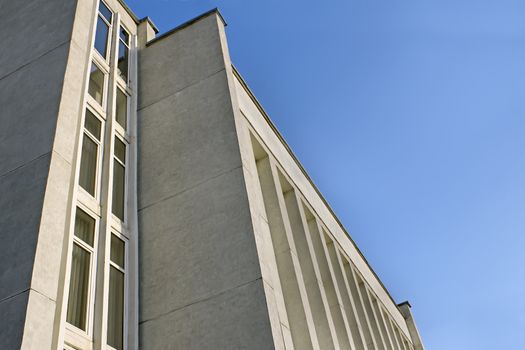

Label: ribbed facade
[0,1,424,349]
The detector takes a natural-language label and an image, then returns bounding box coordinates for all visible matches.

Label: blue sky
[127,0,525,348]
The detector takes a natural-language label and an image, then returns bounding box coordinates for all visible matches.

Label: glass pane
[79,134,98,196]
[94,16,110,59]
[99,1,112,23]
[66,243,91,331]
[112,161,125,220]
[117,41,128,82]
[75,208,95,247]
[119,27,129,44]
[115,89,127,130]
[107,266,124,350]
[114,137,126,164]
[111,235,125,268]
[88,63,105,106]
[85,110,101,140]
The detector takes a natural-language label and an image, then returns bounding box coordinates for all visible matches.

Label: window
[112,137,126,221]
[94,1,113,59]
[115,89,128,130]
[79,110,102,197]
[107,234,126,350]
[117,27,130,82]
[88,63,106,106]
[66,208,96,332]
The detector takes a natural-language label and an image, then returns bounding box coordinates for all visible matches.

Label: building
[0,0,425,349]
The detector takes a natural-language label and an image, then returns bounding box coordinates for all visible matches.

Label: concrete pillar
[334,250,370,350]
[398,302,425,350]
[289,191,340,350]
[137,17,157,49]
[308,217,357,350]
[345,262,379,350]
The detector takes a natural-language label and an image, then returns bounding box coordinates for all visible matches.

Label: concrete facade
[0,1,425,349]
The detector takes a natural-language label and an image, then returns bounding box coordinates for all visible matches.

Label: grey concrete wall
[137,11,275,349]
[0,0,95,348]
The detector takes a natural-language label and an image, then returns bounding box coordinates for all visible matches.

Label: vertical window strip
[88,62,106,107]
[117,26,130,82]
[66,208,97,332]
[112,137,127,221]
[115,88,128,131]
[79,110,102,197]
[107,234,126,350]
[94,1,113,59]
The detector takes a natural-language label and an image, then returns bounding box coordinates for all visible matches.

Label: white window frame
[114,85,130,139]
[93,0,113,63]
[78,106,105,205]
[87,60,110,113]
[116,24,131,86]
[111,134,128,226]
[64,205,100,343]
[106,231,129,350]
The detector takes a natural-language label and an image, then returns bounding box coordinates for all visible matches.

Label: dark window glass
[74,208,95,247]
[115,89,127,130]
[114,138,126,164]
[94,16,110,59]
[66,243,91,331]
[79,135,98,196]
[99,1,112,23]
[112,161,125,220]
[107,266,124,349]
[117,41,129,82]
[88,63,105,106]
[85,110,101,140]
[111,235,125,269]
[119,27,129,44]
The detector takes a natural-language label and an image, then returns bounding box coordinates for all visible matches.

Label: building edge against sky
[0,0,425,349]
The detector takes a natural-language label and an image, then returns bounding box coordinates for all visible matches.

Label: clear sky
[126,0,525,348]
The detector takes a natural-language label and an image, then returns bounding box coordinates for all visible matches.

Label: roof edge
[116,0,139,24]
[139,16,160,34]
[231,64,405,312]
[146,8,227,47]
[398,301,412,308]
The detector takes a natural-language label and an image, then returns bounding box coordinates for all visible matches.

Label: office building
[0,0,425,349]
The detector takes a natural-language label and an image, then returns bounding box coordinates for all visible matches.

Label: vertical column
[387,318,403,350]
[368,295,394,350]
[250,136,293,349]
[398,302,425,350]
[323,234,359,349]
[285,191,339,350]
[397,329,409,350]
[255,157,318,350]
[381,311,401,350]
[364,288,391,350]
[355,274,386,350]
[334,251,370,350]
[343,261,378,350]
[308,218,355,350]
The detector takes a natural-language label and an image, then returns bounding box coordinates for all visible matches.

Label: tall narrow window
[107,234,126,350]
[115,88,128,130]
[94,1,113,59]
[117,27,130,82]
[112,137,126,221]
[88,62,106,106]
[79,110,102,197]
[66,208,96,331]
